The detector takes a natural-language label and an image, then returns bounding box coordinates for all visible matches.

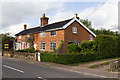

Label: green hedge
[40,52,99,65]
[95,35,118,59]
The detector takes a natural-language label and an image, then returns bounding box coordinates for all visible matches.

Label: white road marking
[38,77,47,80]
[3,65,24,73]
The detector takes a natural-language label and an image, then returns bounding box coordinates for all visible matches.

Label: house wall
[64,21,95,52]
[16,21,95,52]
[16,35,27,49]
[34,30,65,52]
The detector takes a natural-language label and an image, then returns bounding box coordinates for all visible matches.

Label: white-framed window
[19,35,22,39]
[40,42,45,51]
[89,35,93,41]
[73,26,77,34]
[50,42,56,50]
[27,34,30,37]
[27,43,30,48]
[50,31,56,36]
[40,32,45,37]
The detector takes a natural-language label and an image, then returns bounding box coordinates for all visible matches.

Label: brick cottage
[15,13,96,53]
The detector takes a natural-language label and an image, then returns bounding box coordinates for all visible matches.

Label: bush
[16,47,35,53]
[95,35,118,58]
[67,43,80,53]
[80,41,97,53]
[40,52,99,65]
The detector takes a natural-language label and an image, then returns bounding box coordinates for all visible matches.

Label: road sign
[4,44,9,49]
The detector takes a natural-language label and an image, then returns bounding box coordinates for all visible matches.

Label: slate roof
[15,18,72,36]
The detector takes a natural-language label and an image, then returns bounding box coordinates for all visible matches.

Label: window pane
[73,26,77,33]
[50,31,56,36]
[40,42,45,50]
[40,32,45,37]
[50,42,56,50]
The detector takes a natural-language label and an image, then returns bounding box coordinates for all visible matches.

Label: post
[38,52,40,61]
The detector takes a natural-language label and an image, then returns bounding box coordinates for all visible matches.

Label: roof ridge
[44,18,73,27]
[23,18,73,30]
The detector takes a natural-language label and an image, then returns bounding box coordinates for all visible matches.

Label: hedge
[95,35,119,59]
[40,52,99,65]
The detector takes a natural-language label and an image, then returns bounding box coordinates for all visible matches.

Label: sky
[0,0,119,36]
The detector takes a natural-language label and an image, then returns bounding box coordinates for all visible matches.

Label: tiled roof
[15,18,72,36]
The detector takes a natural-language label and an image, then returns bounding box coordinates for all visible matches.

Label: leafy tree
[80,19,92,29]
[0,32,15,50]
[80,19,119,36]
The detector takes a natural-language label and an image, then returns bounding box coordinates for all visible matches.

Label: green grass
[89,62,109,68]
[68,57,117,66]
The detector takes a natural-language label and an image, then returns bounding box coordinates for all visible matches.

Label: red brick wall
[64,21,95,52]
[34,30,65,51]
[17,35,27,42]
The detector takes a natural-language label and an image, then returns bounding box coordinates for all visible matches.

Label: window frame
[50,42,56,51]
[40,32,45,37]
[89,35,93,41]
[19,35,22,39]
[73,26,77,34]
[40,42,45,51]
[50,31,56,36]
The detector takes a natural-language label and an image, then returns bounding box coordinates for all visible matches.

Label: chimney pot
[24,24,27,30]
[43,13,45,17]
[75,13,78,17]
[75,13,79,20]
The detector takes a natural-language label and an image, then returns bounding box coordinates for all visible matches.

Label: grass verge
[89,62,109,68]
[68,57,117,66]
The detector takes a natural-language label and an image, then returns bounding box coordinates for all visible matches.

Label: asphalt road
[2,57,117,80]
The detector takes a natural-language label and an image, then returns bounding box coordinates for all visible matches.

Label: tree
[0,32,15,50]
[80,19,92,29]
[80,19,119,36]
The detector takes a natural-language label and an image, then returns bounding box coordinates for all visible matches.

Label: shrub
[40,52,99,65]
[28,47,35,53]
[67,43,80,53]
[80,41,97,53]
[95,35,118,58]
[16,47,35,53]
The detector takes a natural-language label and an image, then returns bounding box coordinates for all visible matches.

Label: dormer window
[73,26,77,34]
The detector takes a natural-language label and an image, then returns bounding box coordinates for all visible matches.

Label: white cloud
[79,1,118,31]
[0,2,64,35]
[50,11,74,23]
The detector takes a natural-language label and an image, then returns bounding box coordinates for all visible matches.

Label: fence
[3,51,38,61]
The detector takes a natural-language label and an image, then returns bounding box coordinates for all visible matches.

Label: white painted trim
[62,17,96,37]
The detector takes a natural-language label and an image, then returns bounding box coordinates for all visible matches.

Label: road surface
[2,57,118,80]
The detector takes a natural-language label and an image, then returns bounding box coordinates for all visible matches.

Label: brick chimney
[40,13,49,26]
[24,24,27,30]
[75,13,79,20]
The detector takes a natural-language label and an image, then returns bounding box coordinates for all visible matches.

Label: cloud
[1,2,64,29]
[79,1,118,31]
